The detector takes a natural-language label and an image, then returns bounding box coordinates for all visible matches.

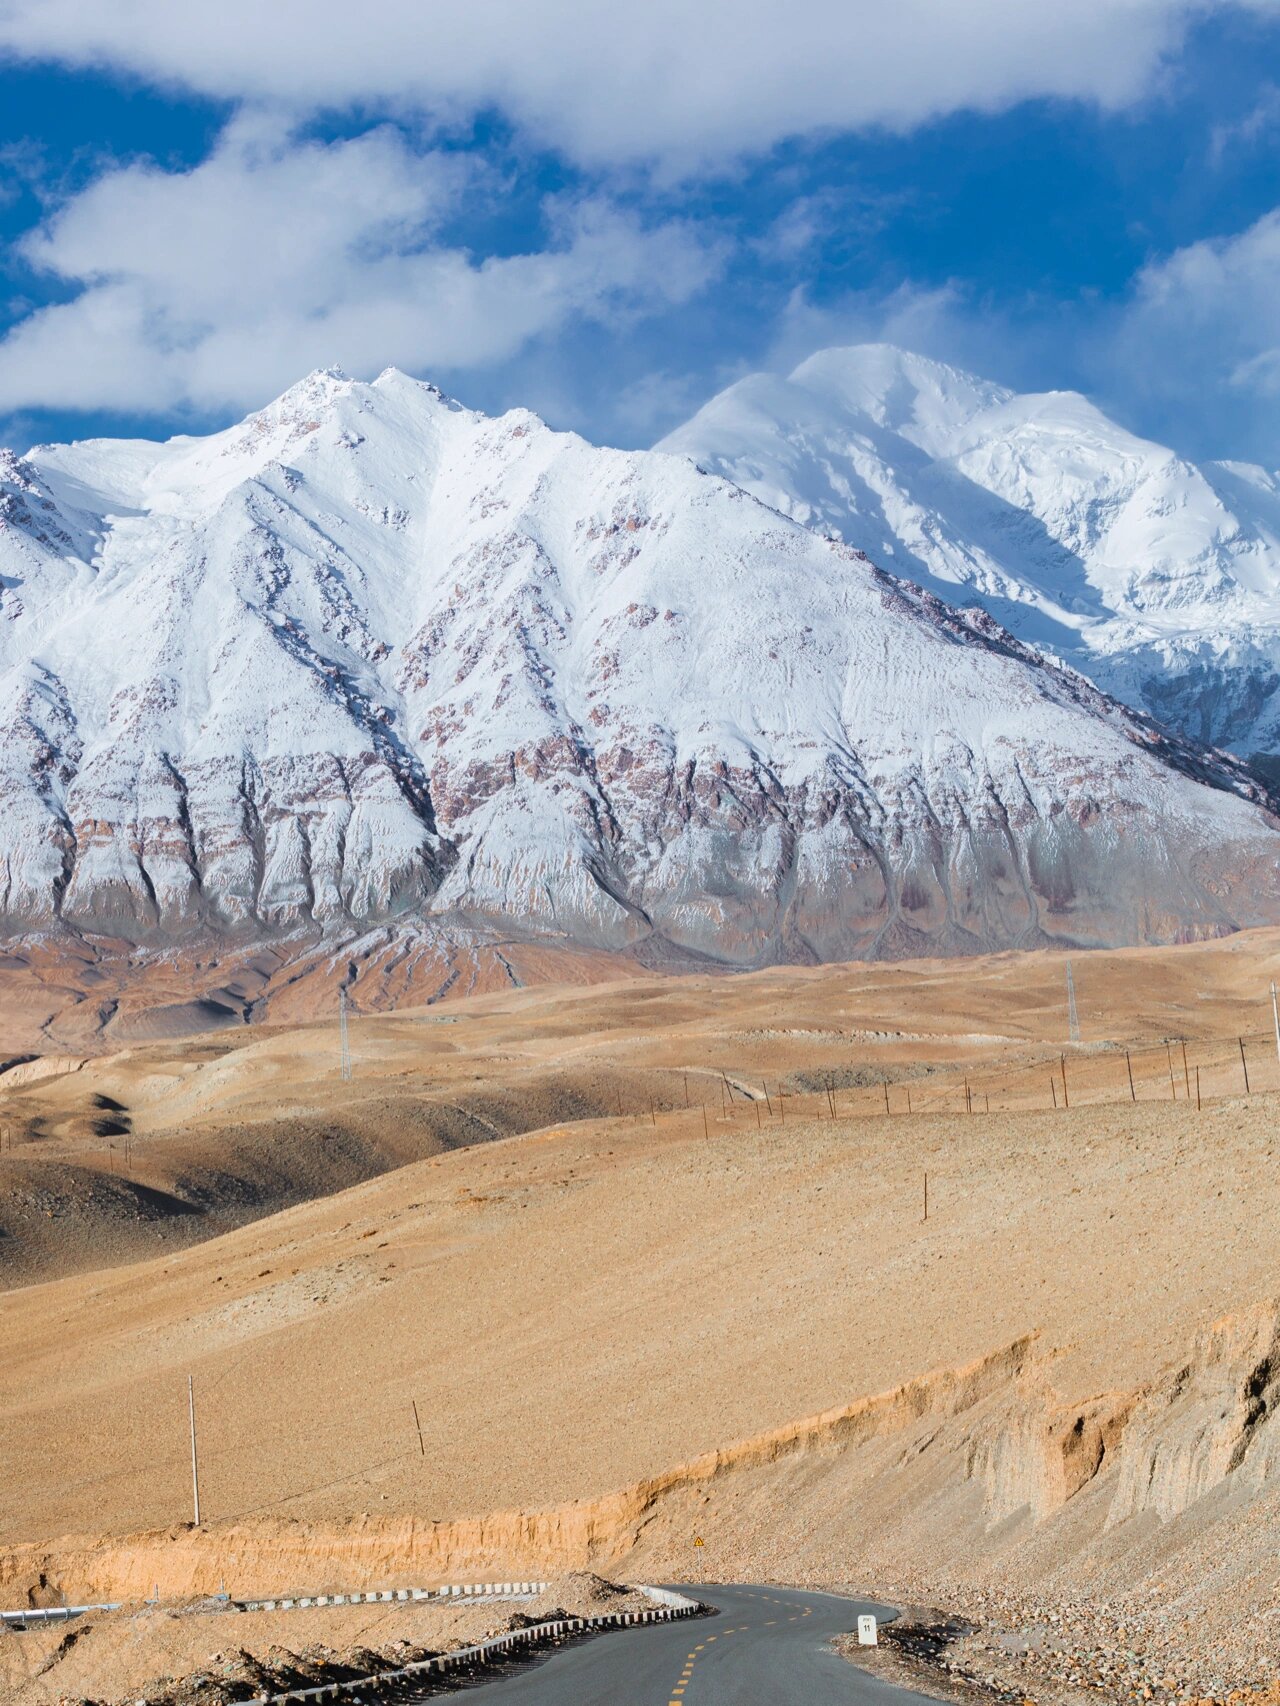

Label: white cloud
[0,0,1274,169]
[763,281,977,374]
[1110,209,1280,433]
[0,116,725,416]
[1209,81,1280,159]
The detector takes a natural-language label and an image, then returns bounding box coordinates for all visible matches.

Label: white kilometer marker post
[858,1615,877,1646]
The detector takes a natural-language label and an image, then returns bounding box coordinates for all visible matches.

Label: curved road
[462,1583,935,1705]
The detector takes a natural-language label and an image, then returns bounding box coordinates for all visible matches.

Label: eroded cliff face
[0,368,1277,965]
[7,1303,1279,1613]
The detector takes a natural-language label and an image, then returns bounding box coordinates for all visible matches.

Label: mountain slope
[658,344,1280,758]
[0,366,1277,966]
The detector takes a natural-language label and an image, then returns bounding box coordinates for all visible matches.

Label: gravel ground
[837,1584,1280,1706]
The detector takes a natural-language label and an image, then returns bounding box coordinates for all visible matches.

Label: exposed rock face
[6,1304,1278,1598]
[660,342,1280,761]
[1,365,1279,963]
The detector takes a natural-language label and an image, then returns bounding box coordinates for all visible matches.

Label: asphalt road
[461,1583,936,1705]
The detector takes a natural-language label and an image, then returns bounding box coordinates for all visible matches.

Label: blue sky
[1,1,1279,460]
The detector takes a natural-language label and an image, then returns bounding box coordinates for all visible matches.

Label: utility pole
[1066,960,1080,1046]
[339,985,352,1083]
[188,1375,201,1529]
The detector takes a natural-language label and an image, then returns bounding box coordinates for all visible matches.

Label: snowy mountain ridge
[659,343,1280,757]
[0,364,1277,966]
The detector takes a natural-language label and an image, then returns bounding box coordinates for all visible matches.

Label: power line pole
[339,985,352,1082]
[188,1375,202,1529]
[1065,960,1080,1046]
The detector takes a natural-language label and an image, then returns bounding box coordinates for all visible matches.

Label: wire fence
[632,1027,1280,1131]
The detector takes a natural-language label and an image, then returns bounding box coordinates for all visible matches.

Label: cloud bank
[0,116,722,416]
[1,0,1279,449]
[0,0,1266,168]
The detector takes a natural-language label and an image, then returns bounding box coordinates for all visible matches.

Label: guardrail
[243,1585,704,1703]
[1,1603,120,1628]
[236,1582,549,1613]
[0,1583,548,1630]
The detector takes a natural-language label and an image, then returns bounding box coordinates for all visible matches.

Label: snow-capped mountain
[0,365,1277,967]
[659,344,1280,760]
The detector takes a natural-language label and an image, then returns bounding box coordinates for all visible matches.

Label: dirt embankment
[6,1304,1280,1698]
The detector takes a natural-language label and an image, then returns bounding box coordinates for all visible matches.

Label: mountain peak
[659,345,1280,756]
[253,364,354,419]
[785,343,1013,447]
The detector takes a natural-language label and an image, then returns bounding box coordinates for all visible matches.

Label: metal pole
[1272,982,1280,1070]
[188,1375,201,1529]
[1126,1049,1136,1102]
[1240,1038,1251,1095]
[412,1399,425,1457]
